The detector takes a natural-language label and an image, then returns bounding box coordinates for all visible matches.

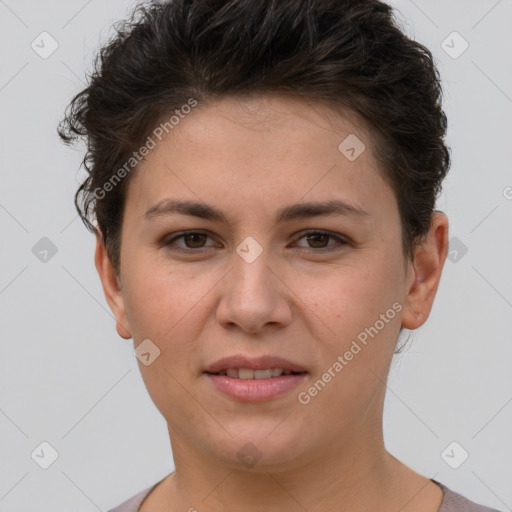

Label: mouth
[205,368,306,379]
[203,355,308,402]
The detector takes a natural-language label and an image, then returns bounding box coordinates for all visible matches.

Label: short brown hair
[58,0,451,279]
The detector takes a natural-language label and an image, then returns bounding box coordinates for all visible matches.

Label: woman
[58,0,503,511]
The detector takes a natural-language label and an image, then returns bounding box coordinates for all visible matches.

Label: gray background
[0,0,511,511]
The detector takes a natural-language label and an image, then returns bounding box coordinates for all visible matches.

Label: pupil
[186,233,205,248]
[307,233,328,248]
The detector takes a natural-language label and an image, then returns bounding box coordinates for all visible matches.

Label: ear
[401,212,449,330]
[94,229,132,339]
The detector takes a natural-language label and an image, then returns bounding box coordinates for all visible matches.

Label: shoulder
[435,480,504,512]
[106,485,155,512]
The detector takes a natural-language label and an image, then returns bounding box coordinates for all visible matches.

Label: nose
[215,247,293,334]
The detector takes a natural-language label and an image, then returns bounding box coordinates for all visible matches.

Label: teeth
[217,368,297,379]
[254,369,272,379]
[239,368,255,380]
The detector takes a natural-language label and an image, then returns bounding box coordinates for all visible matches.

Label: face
[96,94,448,471]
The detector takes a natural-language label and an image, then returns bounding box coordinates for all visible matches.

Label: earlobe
[401,212,449,330]
[94,229,132,340]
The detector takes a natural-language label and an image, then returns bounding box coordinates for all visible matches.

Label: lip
[205,373,307,402]
[203,354,307,374]
[203,354,308,402]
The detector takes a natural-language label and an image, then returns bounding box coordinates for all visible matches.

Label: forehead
[124,94,393,225]
[164,94,376,159]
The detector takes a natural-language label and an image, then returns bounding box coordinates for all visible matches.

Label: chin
[204,422,313,472]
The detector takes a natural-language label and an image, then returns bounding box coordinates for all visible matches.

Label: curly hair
[58,0,450,290]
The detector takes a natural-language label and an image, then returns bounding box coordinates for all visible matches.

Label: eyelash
[162,230,350,254]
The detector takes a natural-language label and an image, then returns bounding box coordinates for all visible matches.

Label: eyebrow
[144,198,370,224]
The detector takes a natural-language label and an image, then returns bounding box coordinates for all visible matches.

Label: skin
[95,94,449,512]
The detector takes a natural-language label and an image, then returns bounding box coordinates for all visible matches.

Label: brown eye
[305,232,330,249]
[294,230,349,252]
[181,232,208,248]
[164,231,216,252]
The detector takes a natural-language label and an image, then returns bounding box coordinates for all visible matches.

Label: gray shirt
[107,478,504,512]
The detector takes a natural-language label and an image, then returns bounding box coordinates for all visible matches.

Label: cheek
[303,263,402,375]
[307,262,398,322]
[121,259,207,339]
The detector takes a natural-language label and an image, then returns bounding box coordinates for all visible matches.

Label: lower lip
[204,373,307,402]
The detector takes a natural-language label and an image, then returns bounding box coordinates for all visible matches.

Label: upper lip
[204,355,307,373]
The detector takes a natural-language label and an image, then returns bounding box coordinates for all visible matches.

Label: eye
[162,229,350,254]
[293,230,349,252]
[163,231,218,253]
